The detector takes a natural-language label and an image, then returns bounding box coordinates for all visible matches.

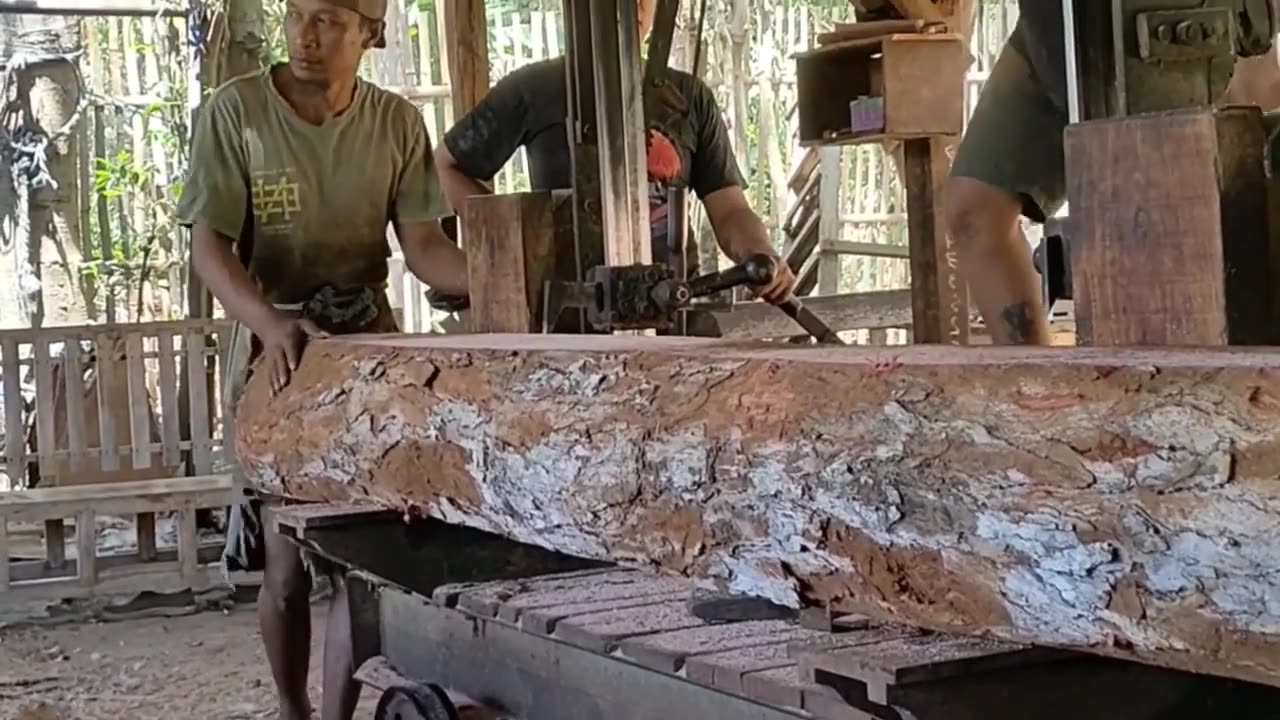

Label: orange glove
[646,129,681,183]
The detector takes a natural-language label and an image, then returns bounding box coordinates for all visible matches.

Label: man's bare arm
[191,223,288,337]
[702,186,796,303]
[395,219,470,296]
[434,144,494,213]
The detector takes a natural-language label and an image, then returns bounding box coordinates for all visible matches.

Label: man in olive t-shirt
[946,1,1280,346]
[175,1,467,719]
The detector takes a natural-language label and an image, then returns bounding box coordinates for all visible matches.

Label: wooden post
[817,149,842,296]
[442,0,489,118]
[1065,107,1279,345]
[904,136,968,345]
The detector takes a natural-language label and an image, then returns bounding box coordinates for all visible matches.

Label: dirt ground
[0,602,379,720]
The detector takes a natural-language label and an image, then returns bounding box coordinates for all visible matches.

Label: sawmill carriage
[244,0,1280,718]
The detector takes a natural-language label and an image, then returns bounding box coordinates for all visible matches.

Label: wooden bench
[0,475,233,602]
[0,319,239,604]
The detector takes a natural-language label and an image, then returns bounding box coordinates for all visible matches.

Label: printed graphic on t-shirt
[251,169,302,233]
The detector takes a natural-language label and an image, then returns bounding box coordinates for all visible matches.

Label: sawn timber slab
[236,333,1280,686]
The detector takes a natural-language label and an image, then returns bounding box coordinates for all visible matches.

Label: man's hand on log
[260,315,328,396]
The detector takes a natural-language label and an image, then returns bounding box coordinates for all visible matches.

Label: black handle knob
[687,254,778,298]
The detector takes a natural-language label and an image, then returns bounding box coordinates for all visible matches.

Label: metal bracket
[1136,8,1234,62]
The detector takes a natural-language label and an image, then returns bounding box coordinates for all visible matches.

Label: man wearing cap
[176,0,467,718]
[434,0,796,307]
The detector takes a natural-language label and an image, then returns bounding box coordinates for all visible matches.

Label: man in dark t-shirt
[947,2,1280,346]
[435,0,795,305]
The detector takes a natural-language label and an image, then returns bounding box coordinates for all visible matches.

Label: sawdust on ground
[0,604,379,720]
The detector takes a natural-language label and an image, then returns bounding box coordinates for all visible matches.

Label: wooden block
[461,191,575,333]
[271,502,399,534]
[236,334,1280,688]
[554,601,705,654]
[1065,106,1279,345]
[619,620,822,673]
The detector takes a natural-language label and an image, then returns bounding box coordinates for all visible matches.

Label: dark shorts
[950,37,1069,223]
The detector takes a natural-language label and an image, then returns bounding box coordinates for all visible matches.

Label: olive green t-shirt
[176,66,449,304]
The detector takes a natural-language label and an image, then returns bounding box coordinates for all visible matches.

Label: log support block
[1065,106,1280,345]
[237,334,1280,687]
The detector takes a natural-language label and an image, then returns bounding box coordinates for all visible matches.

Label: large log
[236,334,1280,686]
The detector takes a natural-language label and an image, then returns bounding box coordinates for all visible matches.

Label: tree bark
[237,334,1280,687]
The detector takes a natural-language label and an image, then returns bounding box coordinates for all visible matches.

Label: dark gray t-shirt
[443,57,747,273]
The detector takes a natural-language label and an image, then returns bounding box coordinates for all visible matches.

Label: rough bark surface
[236,334,1280,686]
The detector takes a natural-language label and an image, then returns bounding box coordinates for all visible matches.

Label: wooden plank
[710,290,913,339]
[2,336,23,488]
[125,332,151,469]
[461,192,560,333]
[0,475,233,524]
[519,592,688,636]
[62,337,86,472]
[1065,107,1278,345]
[0,319,230,345]
[497,572,689,627]
[32,337,56,482]
[904,136,968,344]
[271,502,400,534]
[186,332,212,474]
[236,334,1280,687]
[94,333,120,472]
[453,569,634,619]
[178,503,198,581]
[156,330,181,467]
[136,512,156,562]
[76,509,96,588]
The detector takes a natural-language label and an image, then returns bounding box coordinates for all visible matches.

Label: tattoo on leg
[999,301,1036,344]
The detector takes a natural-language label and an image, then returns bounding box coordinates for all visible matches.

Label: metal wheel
[373,684,460,720]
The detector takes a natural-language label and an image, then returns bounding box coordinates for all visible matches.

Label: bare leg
[945,176,1050,345]
[321,570,361,720]
[259,520,314,720]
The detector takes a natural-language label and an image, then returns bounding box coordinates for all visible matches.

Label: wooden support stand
[1065,106,1280,345]
[794,33,969,344]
